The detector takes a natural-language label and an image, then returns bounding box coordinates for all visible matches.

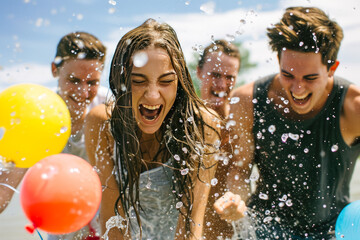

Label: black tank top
[249,74,360,235]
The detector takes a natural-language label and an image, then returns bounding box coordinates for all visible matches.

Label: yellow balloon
[0,84,71,168]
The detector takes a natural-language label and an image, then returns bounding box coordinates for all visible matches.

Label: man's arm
[0,167,27,213]
[341,84,360,146]
[209,82,256,227]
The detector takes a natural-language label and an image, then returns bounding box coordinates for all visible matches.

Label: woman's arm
[84,104,129,239]
[175,108,220,240]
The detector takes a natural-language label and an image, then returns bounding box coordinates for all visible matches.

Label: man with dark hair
[211,7,360,239]
[197,39,241,118]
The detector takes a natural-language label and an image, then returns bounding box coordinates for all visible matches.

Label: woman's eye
[160,80,174,84]
[132,79,145,84]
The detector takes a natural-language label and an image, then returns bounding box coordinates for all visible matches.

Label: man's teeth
[213,91,227,97]
[142,104,161,110]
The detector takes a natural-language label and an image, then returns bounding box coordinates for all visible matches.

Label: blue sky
[1,0,360,91]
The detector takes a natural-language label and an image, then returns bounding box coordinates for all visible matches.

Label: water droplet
[268,125,276,134]
[218,91,226,97]
[182,147,188,153]
[279,195,287,202]
[331,144,338,152]
[285,199,293,206]
[176,201,183,209]
[230,97,240,104]
[252,98,258,104]
[181,168,189,175]
[0,127,5,141]
[225,34,235,42]
[304,148,309,153]
[133,51,148,67]
[108,8,115,14]
[250,171,259,181]
[41,173,49,179]
[259,193,268,200]
[284,108,289,113]
[256,132,262,139]
[120,83,127,92]
[60,126,68,134]
[174,154,180,161]
[69,168,80,173]
[77,52,86,59]
[211,178,218,186]
[54,56,62,65]
[289,133,299,141]
[225,120,236,130]
[299,41,304,47]
[263,216,273,223]
[200,1,215,15]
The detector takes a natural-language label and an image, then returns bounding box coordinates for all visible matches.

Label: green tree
[187,41,257,97]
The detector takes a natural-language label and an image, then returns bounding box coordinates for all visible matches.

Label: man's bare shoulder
[86,103,111,124]
[230,82,255,99]
[230,82,255,113]
[343,84,360,141]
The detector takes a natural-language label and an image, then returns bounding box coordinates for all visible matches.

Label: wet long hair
[108,18,218,236]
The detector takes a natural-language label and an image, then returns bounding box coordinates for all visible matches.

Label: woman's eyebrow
[159,71,176,79]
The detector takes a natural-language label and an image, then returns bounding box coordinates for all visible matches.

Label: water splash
[133,52,148,68]
[103,215,128,240]
[200,1,215,15]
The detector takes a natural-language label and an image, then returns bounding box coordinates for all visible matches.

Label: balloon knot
[25,224,36,234]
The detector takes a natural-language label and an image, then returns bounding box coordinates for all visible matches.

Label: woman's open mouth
[291,92,312,105]
[139,104,163,121]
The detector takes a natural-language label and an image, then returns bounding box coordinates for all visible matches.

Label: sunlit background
[1,0,360,239]
[1,0,360,92]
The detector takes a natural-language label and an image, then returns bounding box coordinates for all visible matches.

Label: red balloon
[20,153,102,234]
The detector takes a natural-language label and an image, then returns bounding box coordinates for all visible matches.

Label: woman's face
[131,46,178,134]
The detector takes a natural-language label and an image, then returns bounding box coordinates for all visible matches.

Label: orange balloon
[20,153,102,234]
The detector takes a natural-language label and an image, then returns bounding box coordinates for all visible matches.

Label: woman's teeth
[142,104,161,110]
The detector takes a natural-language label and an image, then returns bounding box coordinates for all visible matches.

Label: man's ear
[328,60,339,77]
[51,62,58,77]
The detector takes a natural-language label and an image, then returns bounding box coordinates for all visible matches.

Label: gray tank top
[115,156,179,239]
[249,75,360,236]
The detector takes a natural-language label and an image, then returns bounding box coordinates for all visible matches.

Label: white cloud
[0,63,54,91]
